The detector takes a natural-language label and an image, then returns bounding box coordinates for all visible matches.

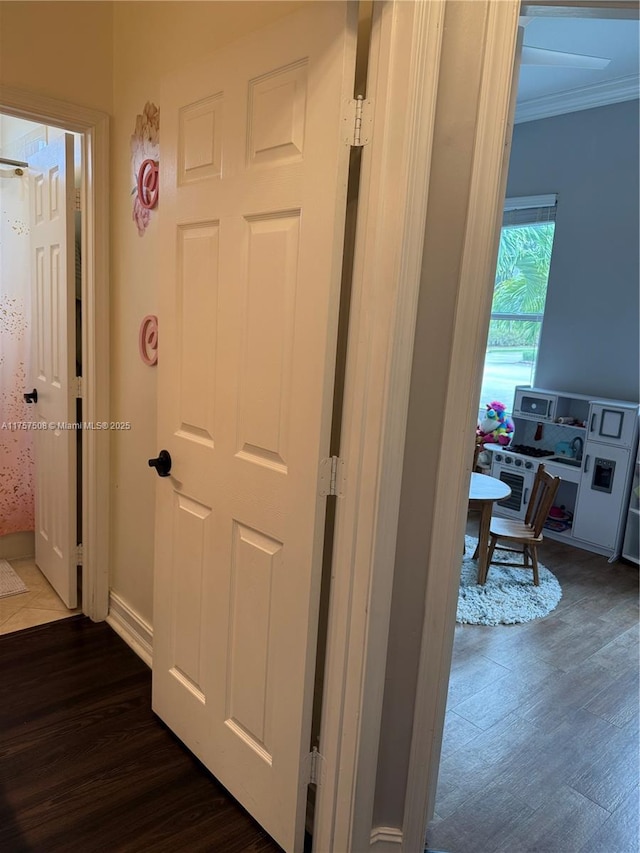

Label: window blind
[502,194,557,227]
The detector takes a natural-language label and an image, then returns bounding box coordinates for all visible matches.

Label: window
[478,195,557,418]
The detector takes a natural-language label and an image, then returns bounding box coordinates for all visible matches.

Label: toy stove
[489,445,553,519]
[508,444,555,459]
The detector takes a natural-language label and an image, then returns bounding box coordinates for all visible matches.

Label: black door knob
[24,389,38,404]
[148,449,172,477]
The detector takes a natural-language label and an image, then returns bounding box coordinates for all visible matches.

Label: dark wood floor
[426,525,639,853]
[0,616,283,853]
[1,540,637,853]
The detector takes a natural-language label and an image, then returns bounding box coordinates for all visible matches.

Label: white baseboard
[106,591,153,668]
[370,826,403,850]
[0,531,35,560]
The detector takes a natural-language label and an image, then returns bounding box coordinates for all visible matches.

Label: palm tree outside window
[479,195,557,418]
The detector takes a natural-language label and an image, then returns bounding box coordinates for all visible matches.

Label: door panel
[152,6,356,851]
[237,211,299,469]
[28,135,77,608]
[587,402,636,448]
[573,443,630,548]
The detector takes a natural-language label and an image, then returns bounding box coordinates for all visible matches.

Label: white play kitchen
[485,386,640,561]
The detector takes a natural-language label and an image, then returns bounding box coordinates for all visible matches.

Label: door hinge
[73,376,83,398]
[345,95,373,148]
[76,544,83,566]
[75,189,82,212]
[319,456,345,497]
[306,747,325,787]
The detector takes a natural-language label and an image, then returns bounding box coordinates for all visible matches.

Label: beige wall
[110,2,305,622]
[0,0,306,624]
[0,2,113,114]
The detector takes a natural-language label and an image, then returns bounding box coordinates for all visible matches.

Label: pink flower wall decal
[130,102,160,236]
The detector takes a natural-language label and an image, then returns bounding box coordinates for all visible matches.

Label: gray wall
[507,100,640,402]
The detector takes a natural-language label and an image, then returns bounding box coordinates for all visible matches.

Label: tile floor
[0,558,81,635]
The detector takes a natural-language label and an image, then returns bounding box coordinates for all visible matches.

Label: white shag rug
[457,535,562,626]
[0,559,28,599]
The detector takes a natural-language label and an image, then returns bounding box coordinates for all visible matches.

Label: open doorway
[426,6,639,852]
[0,114,83,633]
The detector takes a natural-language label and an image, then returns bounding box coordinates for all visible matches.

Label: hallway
[0,616,283,852]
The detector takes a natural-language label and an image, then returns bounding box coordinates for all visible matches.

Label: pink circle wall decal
[139,315,158,366]
[137,159,159,210]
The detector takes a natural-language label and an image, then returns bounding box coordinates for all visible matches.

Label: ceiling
[516,14,639,122]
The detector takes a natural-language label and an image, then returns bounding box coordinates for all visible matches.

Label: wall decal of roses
[130,102,160,236]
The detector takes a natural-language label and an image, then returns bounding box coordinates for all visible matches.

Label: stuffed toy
[477,401,514,448]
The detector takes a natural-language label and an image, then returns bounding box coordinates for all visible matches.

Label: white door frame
[402,4,522,849]
[315,1,521,850]
[314,1,445,850]
[349,5,628,850]
[0,87,110,621]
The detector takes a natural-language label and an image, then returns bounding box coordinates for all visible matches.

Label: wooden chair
[481,464,561,586]
[472,441,482,473]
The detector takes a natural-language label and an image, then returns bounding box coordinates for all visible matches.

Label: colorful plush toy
[477,401,514,447]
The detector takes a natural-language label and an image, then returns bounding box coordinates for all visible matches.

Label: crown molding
[521,3,639,20]
[515,74,639,123]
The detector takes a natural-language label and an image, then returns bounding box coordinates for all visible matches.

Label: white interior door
[152,5,356,851]
[28,134,77,608]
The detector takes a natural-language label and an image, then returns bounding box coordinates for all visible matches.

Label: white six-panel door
[152,5,356,851]
[28,134,77,609]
